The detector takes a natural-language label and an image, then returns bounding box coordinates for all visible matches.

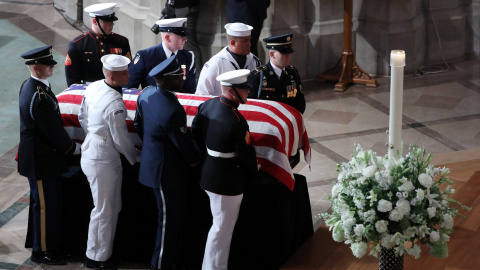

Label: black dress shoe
[84,257,117,270]
[31,251,66,265]
[150,266,160,270]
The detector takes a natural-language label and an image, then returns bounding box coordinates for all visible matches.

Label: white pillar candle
[388,50,405,162]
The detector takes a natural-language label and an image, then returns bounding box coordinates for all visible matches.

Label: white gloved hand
[73,142,82,155]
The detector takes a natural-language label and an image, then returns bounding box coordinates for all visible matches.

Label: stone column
[304,0,344,79]
[355,0,425,76]
[267,0,307,78]
[464,0,480,58]
[423,0,466,65]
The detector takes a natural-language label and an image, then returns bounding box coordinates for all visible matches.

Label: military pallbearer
[247,34,305,114]
[65,3,131,86]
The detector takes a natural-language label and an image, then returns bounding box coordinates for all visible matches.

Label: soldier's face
[271,51,291,69]
[113,69,130,86]
[35,64,54,79]
[237,87,250,103]
[232,36,251,56]
[97,19,114,35]
[170,33,187,51]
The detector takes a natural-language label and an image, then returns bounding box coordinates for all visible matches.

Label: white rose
[377,199,393,212]
[354,224,365,237]
[430,231,440,242]
[331,184,342,197]
[441,214,454,229]
[398,180,414,192]
[416,189,425,200]
[362,165,376,178]
[350,242,368,258]
[427,207,436,218]
[396,199,411,215]
[380,234,396,249]
[418,173,433,188]
[375,220,389,233]
[389,207,404,222]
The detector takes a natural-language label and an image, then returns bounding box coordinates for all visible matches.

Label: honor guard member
[134,56,201,270]
[65,3,132,86]
[18,45,81,265]
[247,34,306,114]
[195,22,261,96]
[127,18,196,93]
[79,55,140,270]
[192,70,258,270]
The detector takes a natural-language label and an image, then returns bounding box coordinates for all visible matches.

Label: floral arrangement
[322,143,470,259]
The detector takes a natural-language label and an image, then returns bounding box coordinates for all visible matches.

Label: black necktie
[171,52,175,57]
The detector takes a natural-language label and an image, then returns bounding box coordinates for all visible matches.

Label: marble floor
[2,0,480,269]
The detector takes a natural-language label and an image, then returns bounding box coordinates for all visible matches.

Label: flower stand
[379,247,404,270]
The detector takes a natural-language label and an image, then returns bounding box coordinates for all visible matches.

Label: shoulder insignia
[133,53,140,65]
[180,126,187,133]
[65,53,72,66]
[245,131,251,145]
[253,65,267,75]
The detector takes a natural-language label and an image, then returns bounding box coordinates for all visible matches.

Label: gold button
[282,95,284,98]
[101,49,104,52]
[266,96,269,98]
[87,59,90,62]
[101,42,103,45]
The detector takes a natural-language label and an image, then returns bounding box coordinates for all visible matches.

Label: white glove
[73,142,82,155]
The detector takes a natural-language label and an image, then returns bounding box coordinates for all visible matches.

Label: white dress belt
[206,147,238,158]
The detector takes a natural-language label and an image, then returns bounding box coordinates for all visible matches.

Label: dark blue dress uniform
[127,44,195,93]
[247,34,306,114]
[248,62,305,114]
[65,29,131,86]
[134,56,201,270]
[18,46,78,265]
[127,18,196,93]
[192,96,258,195]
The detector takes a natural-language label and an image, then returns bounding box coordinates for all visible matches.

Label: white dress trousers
[79,80,138,261]
[202,191,243,270]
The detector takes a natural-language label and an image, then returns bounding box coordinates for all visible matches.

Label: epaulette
[72,32,88,43]
[252,65,267,75]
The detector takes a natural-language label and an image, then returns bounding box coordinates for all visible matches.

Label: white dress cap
[224,22,253,37]
[216,69,251,86]
[101,54,131,71]
[156,18,188,28]
[84,3,117,17]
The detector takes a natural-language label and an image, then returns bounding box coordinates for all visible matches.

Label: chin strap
[231,85,245,104]
[95,16,108,37]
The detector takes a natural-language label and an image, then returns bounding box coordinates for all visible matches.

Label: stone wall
[54,0,479,79]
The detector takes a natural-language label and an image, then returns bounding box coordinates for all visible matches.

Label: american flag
[57,84,311,190]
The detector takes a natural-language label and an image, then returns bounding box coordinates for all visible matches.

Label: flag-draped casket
[57,84,311,190]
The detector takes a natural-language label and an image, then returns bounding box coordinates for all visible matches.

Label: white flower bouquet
[322,143,470,259]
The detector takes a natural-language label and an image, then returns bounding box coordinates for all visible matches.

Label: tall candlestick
[388,50,405,162]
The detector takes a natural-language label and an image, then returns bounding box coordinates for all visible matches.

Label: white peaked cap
[216,69,251,86]
[101,54,130,71]
[224,22,253,37]
[156,17,187,27]
[85,3,117,17]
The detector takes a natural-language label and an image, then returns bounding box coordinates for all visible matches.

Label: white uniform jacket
[78,80,137,165]
[195,47,261,96]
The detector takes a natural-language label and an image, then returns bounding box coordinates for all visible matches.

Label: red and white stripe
[57,84,311,190]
